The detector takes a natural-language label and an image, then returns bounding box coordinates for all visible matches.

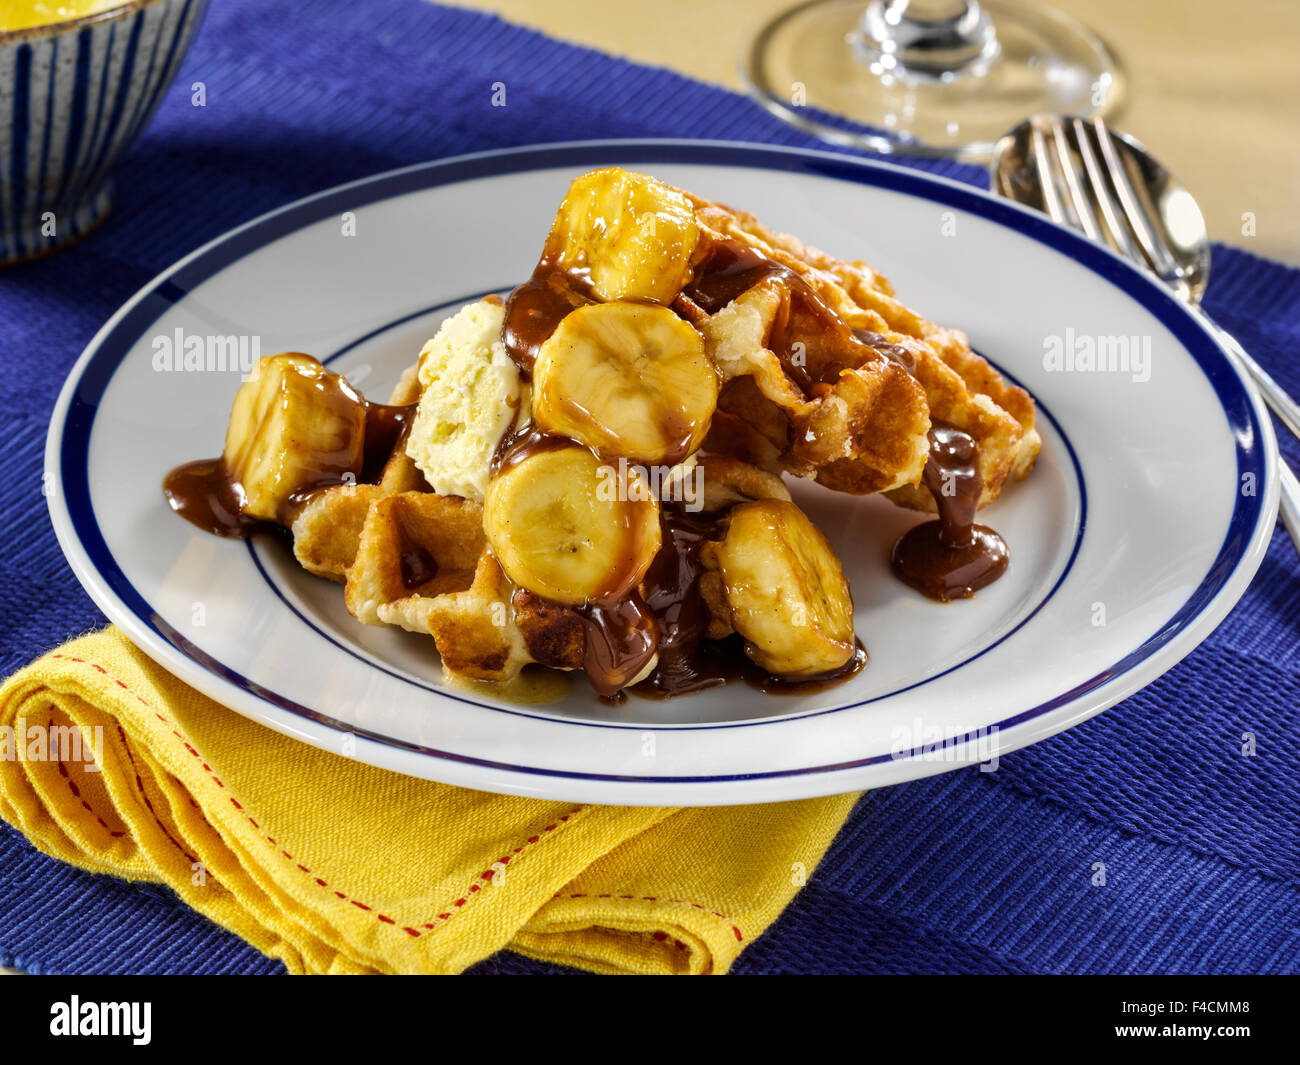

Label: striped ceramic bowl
[0,0,209,266]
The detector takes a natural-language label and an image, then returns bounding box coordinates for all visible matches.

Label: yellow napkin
[0,628,859,974]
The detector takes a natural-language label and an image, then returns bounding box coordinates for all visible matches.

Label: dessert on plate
[164,167,1040,700]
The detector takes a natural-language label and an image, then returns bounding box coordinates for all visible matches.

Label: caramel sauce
[890,424,1009,601]
[646,417,696,470]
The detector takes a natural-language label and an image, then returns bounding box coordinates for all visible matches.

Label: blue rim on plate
[48,140,1274,787]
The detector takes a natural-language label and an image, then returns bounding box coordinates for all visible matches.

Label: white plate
[46,141,1278,805]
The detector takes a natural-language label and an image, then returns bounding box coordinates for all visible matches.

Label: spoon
[990,114,1300,552]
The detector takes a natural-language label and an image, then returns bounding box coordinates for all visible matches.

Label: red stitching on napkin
[113,724,199,865]
[55,755,124,838]
[46,655,625,941]
[558,893,744,942]
[631,929,688,952]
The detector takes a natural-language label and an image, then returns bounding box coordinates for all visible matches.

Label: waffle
[166,166,1036,698]
[682,197,1040,509]
[288,379,795,684]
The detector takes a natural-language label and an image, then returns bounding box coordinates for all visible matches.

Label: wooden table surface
[452,0,1300,265]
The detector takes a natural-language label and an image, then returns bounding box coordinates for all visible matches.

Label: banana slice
[223,353,366,522]
[707,499,856,677]
[546,168,700,304]
[484,442,661,605]
[532,302,718,466]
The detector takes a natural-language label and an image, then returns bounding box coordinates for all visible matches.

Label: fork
[1013,114,1300,553]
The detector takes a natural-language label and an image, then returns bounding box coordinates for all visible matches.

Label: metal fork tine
[1030,116,1069,227]
[1071,117,1141,263]
[1094,118,1179,276]
[1004,114,1300,559]
[1048,117,1103,243]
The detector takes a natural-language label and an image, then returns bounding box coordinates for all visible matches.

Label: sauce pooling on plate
[162,399,417,537]
[890,423,1009,601]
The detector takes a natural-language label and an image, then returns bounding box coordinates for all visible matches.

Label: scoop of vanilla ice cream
[404,299,527,500]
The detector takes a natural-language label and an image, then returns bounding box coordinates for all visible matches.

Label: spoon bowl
[990,112,1299,551]
[991,117,1209,303]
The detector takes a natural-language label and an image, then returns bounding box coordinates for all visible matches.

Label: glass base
[743,0,1124,159]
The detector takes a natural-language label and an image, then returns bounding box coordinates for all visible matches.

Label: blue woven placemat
[1,0,1297,975]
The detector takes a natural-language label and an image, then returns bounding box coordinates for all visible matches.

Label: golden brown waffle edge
[687,197,1041,510]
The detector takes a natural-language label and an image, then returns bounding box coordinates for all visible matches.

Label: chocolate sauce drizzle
[494,235,928,695]
[162,388,417,539]
[890,423,1009,601]
[501,256,596,375]
[635,513,735,697]
[579,595,659,699]
[631,509,866,698]
[677,240,1009,604]
[162,458,265,539]
[545,502,863,701]
[489,422,573,479]
[361,400,417,482]
[677,239,919,394]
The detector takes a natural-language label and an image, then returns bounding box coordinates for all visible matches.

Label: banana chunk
[223,353,366,522]
[484,443,661,605]
[532,302,718,466]
[706,499,856,677]
[546,168,700,304]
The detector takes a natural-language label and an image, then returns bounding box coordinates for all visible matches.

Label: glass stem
[858,0,999,78]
